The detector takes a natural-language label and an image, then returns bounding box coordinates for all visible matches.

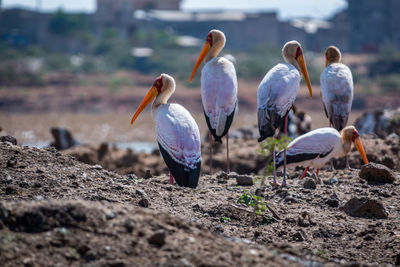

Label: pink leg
[282,114,288,187]
[169,172,174,184]
[209,132,213,176]
[300,166,310,180]
[316,168,319,177]
[226,132,230,174]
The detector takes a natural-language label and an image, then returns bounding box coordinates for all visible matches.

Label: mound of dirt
[0,200,303,267]
[1,140,400,266]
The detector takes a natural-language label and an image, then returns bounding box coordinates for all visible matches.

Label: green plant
[315,249,327,259]
[237,192,266,215]
[256,136,292,176]
[220,216,230,223]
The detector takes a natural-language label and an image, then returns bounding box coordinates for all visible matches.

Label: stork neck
[287,58,301,72]
[152,87,174,109]
[341,137,352,155]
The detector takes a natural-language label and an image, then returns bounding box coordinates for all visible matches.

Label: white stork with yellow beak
[257,40,313,187]
[275,126,368,183]
[131,74,201,188]
[190,29,238,175]
[320,45,354,169]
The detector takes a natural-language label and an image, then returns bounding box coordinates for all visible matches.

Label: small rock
[144,170,152,179]
[326,198,340,208]
[303,178,316,189]
[123,220,135,233]
[363,234,374,241]
[255,187,264,197]
[6,157,17,168]
[135,189,147,197]
[148,229,166,247]
[5,186,17,195]
[91,164,103,170]
[0,135,17,145]
[105,211,116,220]
[233,174,254,186]
[324,177,339,185]
[138,198,150,208]
[341,197,388,219]
[395,253,400,266]
[359,163,396,183]
[292,231,305,242]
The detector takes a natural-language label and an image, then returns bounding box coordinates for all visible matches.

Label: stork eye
[207,33,213,45]
[295,46,302,59]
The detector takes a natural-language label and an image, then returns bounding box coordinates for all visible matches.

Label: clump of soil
[1,140,400,266]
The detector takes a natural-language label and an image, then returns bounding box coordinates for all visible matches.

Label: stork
[257,40,313,186]
[320,45,354,170]
[131,74,202,188]
[190,29,237,175]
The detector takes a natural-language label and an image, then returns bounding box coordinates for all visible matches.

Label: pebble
[148,229,166,247]
[303,178,316,189]
[231,173,254,186]
[0,135,17,145]
[144,170,152,179]
[138,198,150,208]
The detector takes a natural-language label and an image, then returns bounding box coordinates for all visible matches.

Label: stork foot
[169,172,174,185]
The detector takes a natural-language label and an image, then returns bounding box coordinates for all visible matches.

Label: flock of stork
[130,29,369,188]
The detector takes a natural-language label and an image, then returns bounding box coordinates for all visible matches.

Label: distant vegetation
[1,10,400,94]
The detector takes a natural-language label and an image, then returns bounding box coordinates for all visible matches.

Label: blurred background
[1,0,400,150]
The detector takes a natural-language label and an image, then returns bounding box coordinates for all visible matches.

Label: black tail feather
[158,143,201,188]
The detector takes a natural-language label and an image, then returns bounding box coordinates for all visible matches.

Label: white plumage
[155,103,201,170]
[201,57,237,136]
[276,127,345,170]
[320,63,353,130]
[257,63,301,116]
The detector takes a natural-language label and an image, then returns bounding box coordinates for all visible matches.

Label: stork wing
[320,63,354,130]
[257,63,301,116]
[155,104,201,170]
[201,57,238,135]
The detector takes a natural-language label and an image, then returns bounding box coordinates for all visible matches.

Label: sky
[2,0,347,19]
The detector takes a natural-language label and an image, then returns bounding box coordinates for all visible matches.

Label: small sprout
[220,216,230,223]
[315,249,327,259]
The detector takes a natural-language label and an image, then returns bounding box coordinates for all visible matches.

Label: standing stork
[190,29,238,175]
[320,45,354,170]
[131,74,202,188]
[257,40,313,187]
[275,126,368,182]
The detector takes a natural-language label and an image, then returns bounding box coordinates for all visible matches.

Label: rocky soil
[1,135,400,266]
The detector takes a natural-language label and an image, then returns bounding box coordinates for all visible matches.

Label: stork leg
[209,131,213,176]
[282,114,288,187]
[299,166,310,180]
[316,168,321,184]
[169,172,174,185]
[226,132,230,174]
[271,146,280,187]
[345,155,355,171]
[328,122,335,171]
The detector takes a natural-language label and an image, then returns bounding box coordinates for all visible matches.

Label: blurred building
[1,0,400,53]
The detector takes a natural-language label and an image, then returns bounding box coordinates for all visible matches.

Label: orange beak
[130,86,158,125]
[190,41,211,82]
[353,136,369,165]
[296,53,313,98]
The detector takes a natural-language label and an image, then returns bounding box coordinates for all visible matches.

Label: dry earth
[1,136,400,266]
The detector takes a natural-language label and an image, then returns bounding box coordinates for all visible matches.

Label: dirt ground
[1,135,400,266]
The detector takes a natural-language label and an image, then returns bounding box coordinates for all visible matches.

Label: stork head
[190,29,226,82]
[325,46,341,67]
[282,40,313,98]
[131,74,175,125]
[341,126,368,165]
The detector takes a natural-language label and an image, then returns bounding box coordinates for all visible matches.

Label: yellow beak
[354,136,369,165]
[296,53,313,98]
[190,42,211,82]
[130,86,158,125]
